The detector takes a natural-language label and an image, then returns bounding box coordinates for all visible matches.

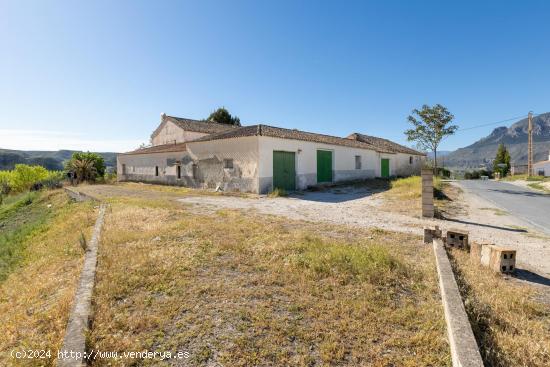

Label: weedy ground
[449,249,550,367]
[89,194,450,366]
[0,190,97,366]
[379,176,447,217]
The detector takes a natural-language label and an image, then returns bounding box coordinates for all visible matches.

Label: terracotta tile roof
[188,124,401,153]
[151,115,240,139]
[346,133,426,155]
[119,142,187,156]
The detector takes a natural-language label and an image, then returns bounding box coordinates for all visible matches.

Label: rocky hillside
[444,112,550,169]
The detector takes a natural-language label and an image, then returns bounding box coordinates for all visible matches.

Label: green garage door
[381,158,390,178]
[273,151,296,191]
[317,150,333,183]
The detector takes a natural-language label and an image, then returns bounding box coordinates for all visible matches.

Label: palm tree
[67,157,98,183]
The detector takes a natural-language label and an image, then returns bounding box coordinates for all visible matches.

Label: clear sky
[1,0,549,152]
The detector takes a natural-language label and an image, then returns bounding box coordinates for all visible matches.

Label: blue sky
[1,0,549,152]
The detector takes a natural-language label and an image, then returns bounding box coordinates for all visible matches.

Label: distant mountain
[0,149,117,171]
[443,112,550,169]
[427,150,451,159]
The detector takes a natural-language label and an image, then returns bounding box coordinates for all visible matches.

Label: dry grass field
[89,194,451,366]
[0,190,97,367]
[449,249,550,367]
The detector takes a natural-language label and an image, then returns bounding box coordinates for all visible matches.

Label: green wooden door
[273,151,296,191]
[381,158,390,178]
[317,150,333,183]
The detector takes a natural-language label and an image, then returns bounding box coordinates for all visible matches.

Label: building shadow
[514,268,550,287]
[291,179,391,203]
[441,217,528,233]
[487,188,550,198]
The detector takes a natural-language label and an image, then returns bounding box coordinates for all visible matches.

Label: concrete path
[457,180,550,235]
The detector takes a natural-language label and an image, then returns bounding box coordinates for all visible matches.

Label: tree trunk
[433,149,438,175]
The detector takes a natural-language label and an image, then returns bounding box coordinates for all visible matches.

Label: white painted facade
[151,120,209,146]
[533,152,550,176]
[256,136,422,192]
[119,119,425,194]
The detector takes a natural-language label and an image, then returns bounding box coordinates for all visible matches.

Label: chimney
[161,112,167,122]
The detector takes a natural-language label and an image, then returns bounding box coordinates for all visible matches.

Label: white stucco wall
[257,136,424,193]
[119,134,424,194]
[186,136,260,192]
[118,136,261,192]
[151,121,209,146]
[534,160,550,176]
[258,136,378,192]
[117,150,191,183]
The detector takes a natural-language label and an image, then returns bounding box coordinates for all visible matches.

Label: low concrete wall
[64,187,99,202]
[57,204,107,367]
[432,238,484,367]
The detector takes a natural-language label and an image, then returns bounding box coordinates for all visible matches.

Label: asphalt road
[457,180,550,234]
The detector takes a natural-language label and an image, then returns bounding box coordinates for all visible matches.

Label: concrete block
[421,169,434,218]
[469,242,486,262]
[445,229,469,250]
[481,245,516,273]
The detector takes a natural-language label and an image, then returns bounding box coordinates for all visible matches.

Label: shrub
[0,171,11,196]
[65,152,106,179]
[10,164,49,192]
[268,187,288,197]
[40,171,65,189]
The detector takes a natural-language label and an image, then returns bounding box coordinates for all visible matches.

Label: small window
[122,164,126,174]
[409,156,413,165]
[192,164,198,179]
[155,166,159,176]
[355,155,361,170]
[224,159,234,169]
[177,165,181,179]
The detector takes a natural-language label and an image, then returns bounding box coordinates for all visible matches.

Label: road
[457,180,550,235]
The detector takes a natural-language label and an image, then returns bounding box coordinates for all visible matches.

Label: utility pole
[527,111,533,176]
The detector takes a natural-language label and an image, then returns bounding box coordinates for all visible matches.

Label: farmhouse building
[117,113,426,193]
[534,151,550,176]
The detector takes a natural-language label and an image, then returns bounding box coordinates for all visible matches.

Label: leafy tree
[206,107,241,126]
[405,104,458,173]
[10,164,49,192]
[66,157,97,183]
[493,143,511,177]
[65,152,105,183]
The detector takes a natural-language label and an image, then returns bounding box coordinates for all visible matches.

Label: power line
[456,114,529,132]
[439,112,545,143]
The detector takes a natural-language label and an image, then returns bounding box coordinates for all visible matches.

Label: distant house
[117,113,426,194]
[511,164,528,176]
[534,151,550,176]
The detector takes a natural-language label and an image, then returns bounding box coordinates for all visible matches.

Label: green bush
[39,171,65,190]
[0,166,65,199]
[65,152,106,180]
[10,164,49,192]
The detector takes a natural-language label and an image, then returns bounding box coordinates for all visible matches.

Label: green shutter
[317,150,333,183]
[273,151,296,191]
[381,158,390,178]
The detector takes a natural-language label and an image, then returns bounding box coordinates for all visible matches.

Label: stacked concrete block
[445,229,469,250]
[480,245,516,273]
[421,168,434,218]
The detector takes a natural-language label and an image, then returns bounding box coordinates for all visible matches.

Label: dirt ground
[78,182,550,278]
[505,179,550,192]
